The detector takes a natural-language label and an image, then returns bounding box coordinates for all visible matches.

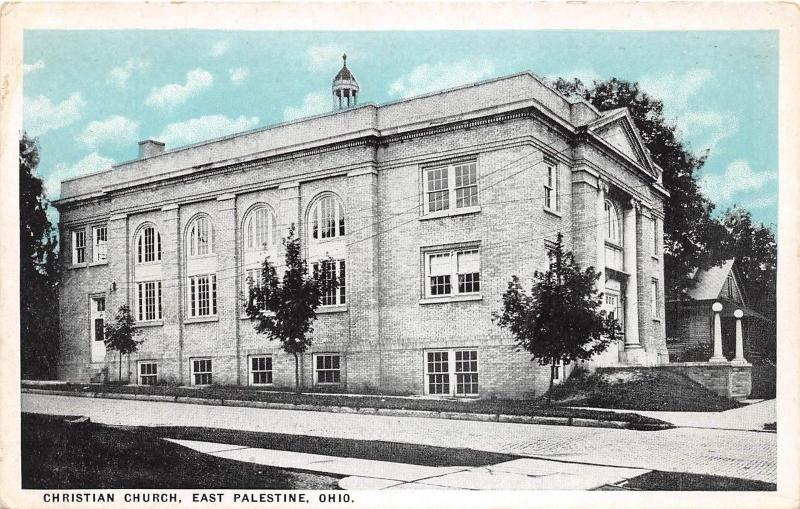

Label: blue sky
[23,30,778,228]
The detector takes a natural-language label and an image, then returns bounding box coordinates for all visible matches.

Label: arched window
[310,195,345,240]
[604,200,621,245]
[188,216,213,257]
[136,225,162,264]
[244,206,277,251]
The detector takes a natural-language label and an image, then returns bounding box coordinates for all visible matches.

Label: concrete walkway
[21,393,776,483]
[166,438,649,490]
[576,400,776,431]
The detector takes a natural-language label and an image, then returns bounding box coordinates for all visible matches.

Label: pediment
[588,109,657,179]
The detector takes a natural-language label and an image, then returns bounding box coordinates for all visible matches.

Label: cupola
[332,54,359,110]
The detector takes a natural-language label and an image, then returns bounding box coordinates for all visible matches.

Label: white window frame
[187,274,218,318]
[72,229,86,265]
[312,259,346,307]
[604,200,622,246]
[137,225,162,264]
[423,161,479,215]
[310,195,346,240]
[314,353,341,385]
[92,225,108,263]
[245,206,277,251]
[423,247,481,298]
[544,161,560,212]
[651,278,660,319]
[244,267,267,311]
[90,296,106,344]
[424,349,479,397]
[188,216,213,257]
[138,361,158,385]
[136,280,163,322]
[191,358,212,386]
[249,355,273,385]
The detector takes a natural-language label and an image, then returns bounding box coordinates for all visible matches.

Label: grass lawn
[604,470,776,491]
[21,413,340,489]
[21,382,668,426]
[547,368,742,412]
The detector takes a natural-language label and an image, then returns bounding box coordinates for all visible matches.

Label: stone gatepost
[731,309,750,366]
[709,301,728,363]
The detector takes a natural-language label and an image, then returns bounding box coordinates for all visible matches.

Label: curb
[21,387,673,431]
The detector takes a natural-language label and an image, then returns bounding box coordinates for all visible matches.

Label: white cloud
[306,44,348,72]
[209,40,230,57]
[157,114,260,147]
[23,92,85,137]
[699,160,777,204]
[388,59,496,98]
[45,152,116,200]
[639,69,713,111]
[675,110,739,154]
[283,92,329,121]
[741,195,777,210]
[145,69,213,109]
[23,59,45,75]
[107,58,150,89]
[77,115,140,149]
[229,67,250,85]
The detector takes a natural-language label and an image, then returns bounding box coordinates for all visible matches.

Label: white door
[90,297,106,363]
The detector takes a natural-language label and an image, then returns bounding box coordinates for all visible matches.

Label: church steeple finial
[332,53,359,110]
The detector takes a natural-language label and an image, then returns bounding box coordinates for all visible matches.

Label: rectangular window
[544,162,560,211]
[315,354,341,384]
[312,260,346,306]
[652,217,659,256]
[92,226,107,262]
[426,349,479,396]
[191,358,212,386]
[91,297,105,343]
[72,229,86,264]
[250,356,273,385]
[188,275,217,317]
[651,278,660,319]
[138,362,158,385]
[424,161,479,215]
[425,247,480,298]
[137,281,162,321]
[245,268,267,311]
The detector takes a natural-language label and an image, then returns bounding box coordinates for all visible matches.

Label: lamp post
[709,301,728,363]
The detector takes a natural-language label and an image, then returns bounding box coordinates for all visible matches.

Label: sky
[23,30,778,228]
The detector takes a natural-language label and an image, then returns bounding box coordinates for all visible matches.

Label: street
[21,393,776,484]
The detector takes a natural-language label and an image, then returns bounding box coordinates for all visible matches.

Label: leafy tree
[713,207,777,362]
[493,233,620,404]
[552,78,724,301]
[20,132,60,379]
[245,225,338,392]
[104,305,142,383]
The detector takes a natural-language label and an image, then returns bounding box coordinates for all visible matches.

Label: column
[622,199,642,357]
[160,204,183,384]
[709,301,727,363]
[216,194,240,384]
[732,309,748,364]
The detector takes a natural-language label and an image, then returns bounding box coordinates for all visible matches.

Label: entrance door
[90,297,106,363]
[604,291,623,331]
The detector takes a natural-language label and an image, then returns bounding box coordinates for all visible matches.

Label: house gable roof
[686,259,747,304]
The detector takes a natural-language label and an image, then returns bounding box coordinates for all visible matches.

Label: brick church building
[54,57,669,398]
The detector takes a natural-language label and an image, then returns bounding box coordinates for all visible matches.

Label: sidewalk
[574,400,776,431]
[167,438,649,490]
[21,392,776,483]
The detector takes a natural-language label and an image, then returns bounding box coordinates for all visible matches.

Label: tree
[552,78,724,301]
[20,132,60,379]
[245,225,338,392]
[493,233,620,404]
[104,305,142,383]
[712,207,777,361]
